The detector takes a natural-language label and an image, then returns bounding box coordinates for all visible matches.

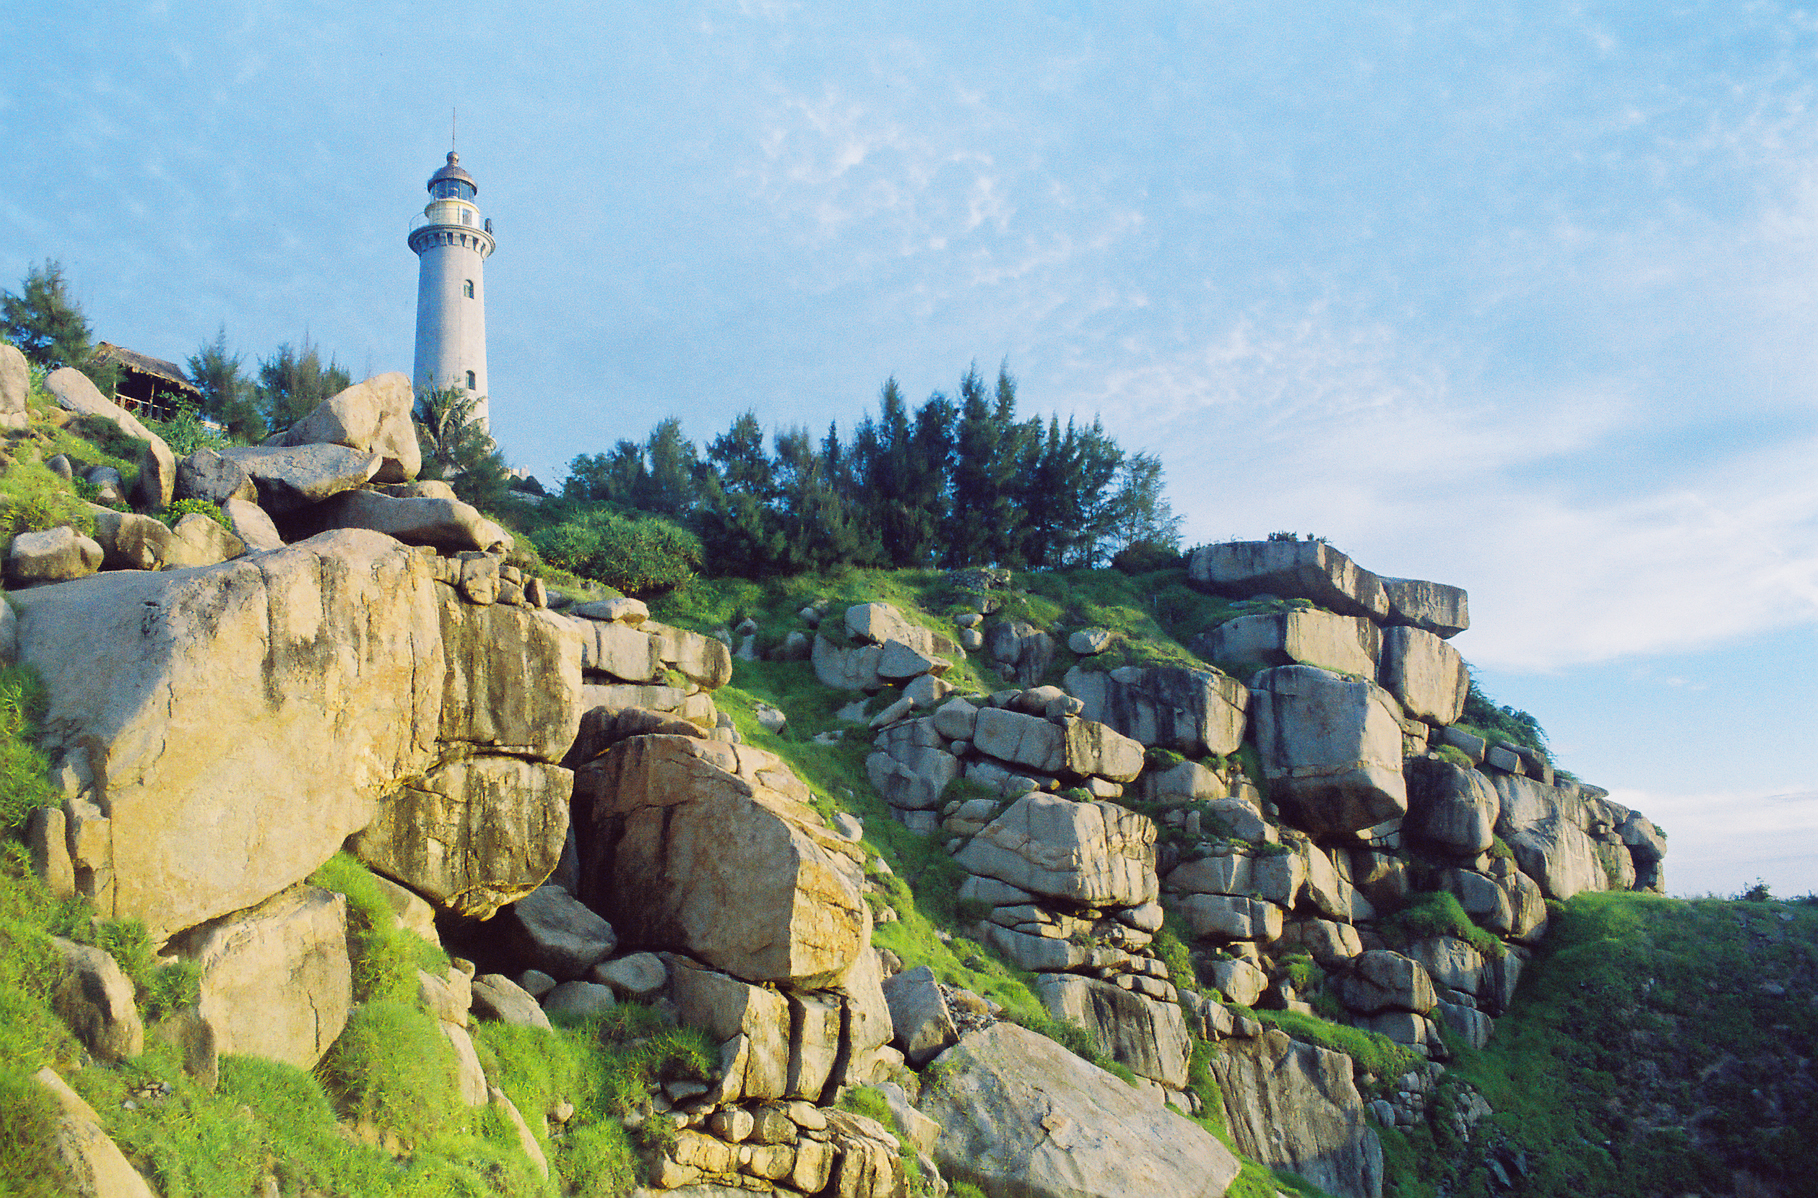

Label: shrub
[532,506,702,596]
[1111,539,1180,574]
[155,497,230,532]
[147,405,231,456]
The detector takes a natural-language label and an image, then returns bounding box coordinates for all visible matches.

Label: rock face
[173,885,352,1069]
[918,1022,1241,1198]
[1380,576,1470,638]
[1189,540,1389,620]
[1035,973,1191,1088]
[351,756,571,919]
[32,1067,157,1198]
[11,530,444,938]
[1378,626,1467,724]
[219,444,383,513]
[0,342,29,428]
[1406,759,1498,856]
[1491,774,1612,900]
[316,490,511,553]
[1250,665,1407,835]
[954,792,1158,908]
[279,372,421,483]
[1213,1028,1384,1198]
[50,937,143,1062]
[577,735,869,987]
[1064,665,1249,757]
[1198,609,1381,679]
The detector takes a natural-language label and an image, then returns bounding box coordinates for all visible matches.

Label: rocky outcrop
[277,371,421,483]
[31,1067,156,1198]
[172,884,352,1069]
[1406,758,1498,856]
[954,791,1157,908]
[1035,972,1191,1088]
[50,937,143,1062]
[1378,626,1467,724]
[577,735,869,987]
[918,1022,1241,1198]
[220,443,383,513]
[46,367,175,510]
[1064,664,1249,756]
[1213,1028,1383,1198]
[11,530,444,938]
[1250,665,1407,835]
[1189,540,1389,620]
[1197,608,1381,678]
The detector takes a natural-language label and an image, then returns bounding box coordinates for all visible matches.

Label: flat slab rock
[918,1022,1240,1198]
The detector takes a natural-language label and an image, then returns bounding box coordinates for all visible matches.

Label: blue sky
[4,0,1814,894]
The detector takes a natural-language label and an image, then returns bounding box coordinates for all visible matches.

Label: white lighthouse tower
[409,151,495,432]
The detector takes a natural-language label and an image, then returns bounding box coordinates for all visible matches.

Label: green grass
[1244,1008,1422,1098]
[155,497,230,532]
[1421,891,1818,1198]
[307,853,449,1002]
[1375,890,1507,962]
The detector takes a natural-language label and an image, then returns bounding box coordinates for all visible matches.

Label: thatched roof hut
[93,342,200,419]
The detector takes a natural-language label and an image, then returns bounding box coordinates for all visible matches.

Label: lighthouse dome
[427,152,477,199]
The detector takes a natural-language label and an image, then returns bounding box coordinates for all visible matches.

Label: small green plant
[306,854,447,1002]
[147,404,230,456]
[155,497,231,532]
[1377,890,1506,960]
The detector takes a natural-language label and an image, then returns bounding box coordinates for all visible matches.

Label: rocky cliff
[0,352,1684,1198]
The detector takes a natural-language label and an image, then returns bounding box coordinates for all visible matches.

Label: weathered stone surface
[50,937,143,1062]
[220,496,283,551]
[954,792,1157,908]
[1188,540,1390,620]
[175,885,352,1069]
[11,530,443,937]
[812,635,883,691]
[7,526,102,584]
[578,736,869,987]
[836,944,897,1087]
[669,960,791,1100]
[1196,610,1381,679]
[1212,1028,1384,1198]
[47,367,175,509]
[544,980,617,1017]
[1300,841,1373,923]
[1379,626,1467,724]
[1061,717,1146,782]
[573,615,662,681]
[590,952,668,999]
[645,621,734,689]
[986,619,1054,686]
[86,508,204,572]
[1250,666,1407,836]
[317,489,511,553]
[1178,894,1284,942]
[1491,774,1611,900]
[175,448,256,504]
[0,343,28,425]
[1206,957,1268,1006]
[437,593,583,761]
[219,443,384,514]
[353,756,571,919]
[1335,950,1436,1015]
[877,638,946,680]
[31,1066,157,1198]
[1064,665,1249,757]
[169,512,246,567]
[883,965,958,1066]
[919,1022,1240,1198]
[281,372,421,483]
[493,884,617,980]
[1070,627,1112,655]
[1167,850,1303,907]
[1407,759,1498,856]
[971,706,1064,772]
[1276,918,1365,968]
[471,973,552,1029]
[574,596,648,624]
[1406,936,1486,998]
[1380,576,1469,639]
[1436,1000,1492,1049]
[1036,973,1191,1087]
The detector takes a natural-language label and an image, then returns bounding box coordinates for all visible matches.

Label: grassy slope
[1396,892,1818,1198]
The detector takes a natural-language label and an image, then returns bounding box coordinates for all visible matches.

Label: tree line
[562,365,1181,579]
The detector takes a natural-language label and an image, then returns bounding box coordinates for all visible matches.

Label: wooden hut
[92,343,201,421]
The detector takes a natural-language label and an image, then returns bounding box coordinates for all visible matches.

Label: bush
[1111,539,1180,574]
[147,405,231,456]
[155,497,230,532]
[532,506,702,596]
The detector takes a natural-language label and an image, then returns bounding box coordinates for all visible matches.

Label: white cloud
[1609,786,1818,898]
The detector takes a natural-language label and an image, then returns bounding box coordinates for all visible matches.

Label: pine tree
[694,411,789,577]
[1,260,116,390]
[945,364,1023,567]
[185,326,266,441]
[257,337,350,431]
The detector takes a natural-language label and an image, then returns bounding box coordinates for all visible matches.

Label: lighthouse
[409,151,495,432]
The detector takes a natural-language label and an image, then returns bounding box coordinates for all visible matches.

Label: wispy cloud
[1609,786,1818,897]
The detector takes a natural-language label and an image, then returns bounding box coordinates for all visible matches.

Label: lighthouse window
[464,279,474,298]
[466,371,476,390]
[461,209,473,226]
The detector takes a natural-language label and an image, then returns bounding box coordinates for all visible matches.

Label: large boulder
[10,531,444,937]
[1064,664,1249,757]
[953,791,1157,908]
[0,342,29,428]
[174,448,256,505]
[351,756,571,919]
[30,1067,157,1198]
[572,615,662,682]
[1378,626,1467,724]
[1406,759,1498,856]
[315,490,511,553]
[1195,609,1380,679]
[280,372,421,483]
[882,965,959,1066]
[1187,540,1389,620]
[1335,950,1436,1015]
[1492,774,1611,900]
[576,736,869,987]
[918,1022,1240,1198]
[6,526,102,585]
[1035,973,1191,1088]
[1250,665,1407,836]
[1380,576,1469,639]
[812,634,883,691]
[1212,1028,1384,1198]
[46,367,175,509]
[171,885,352,1069]
[219,443,383,514]
[49,937,143,1062]
[437,593,583,761]
[645,621,734,690]
[985,619,1054,686]
[495,885,617,979]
